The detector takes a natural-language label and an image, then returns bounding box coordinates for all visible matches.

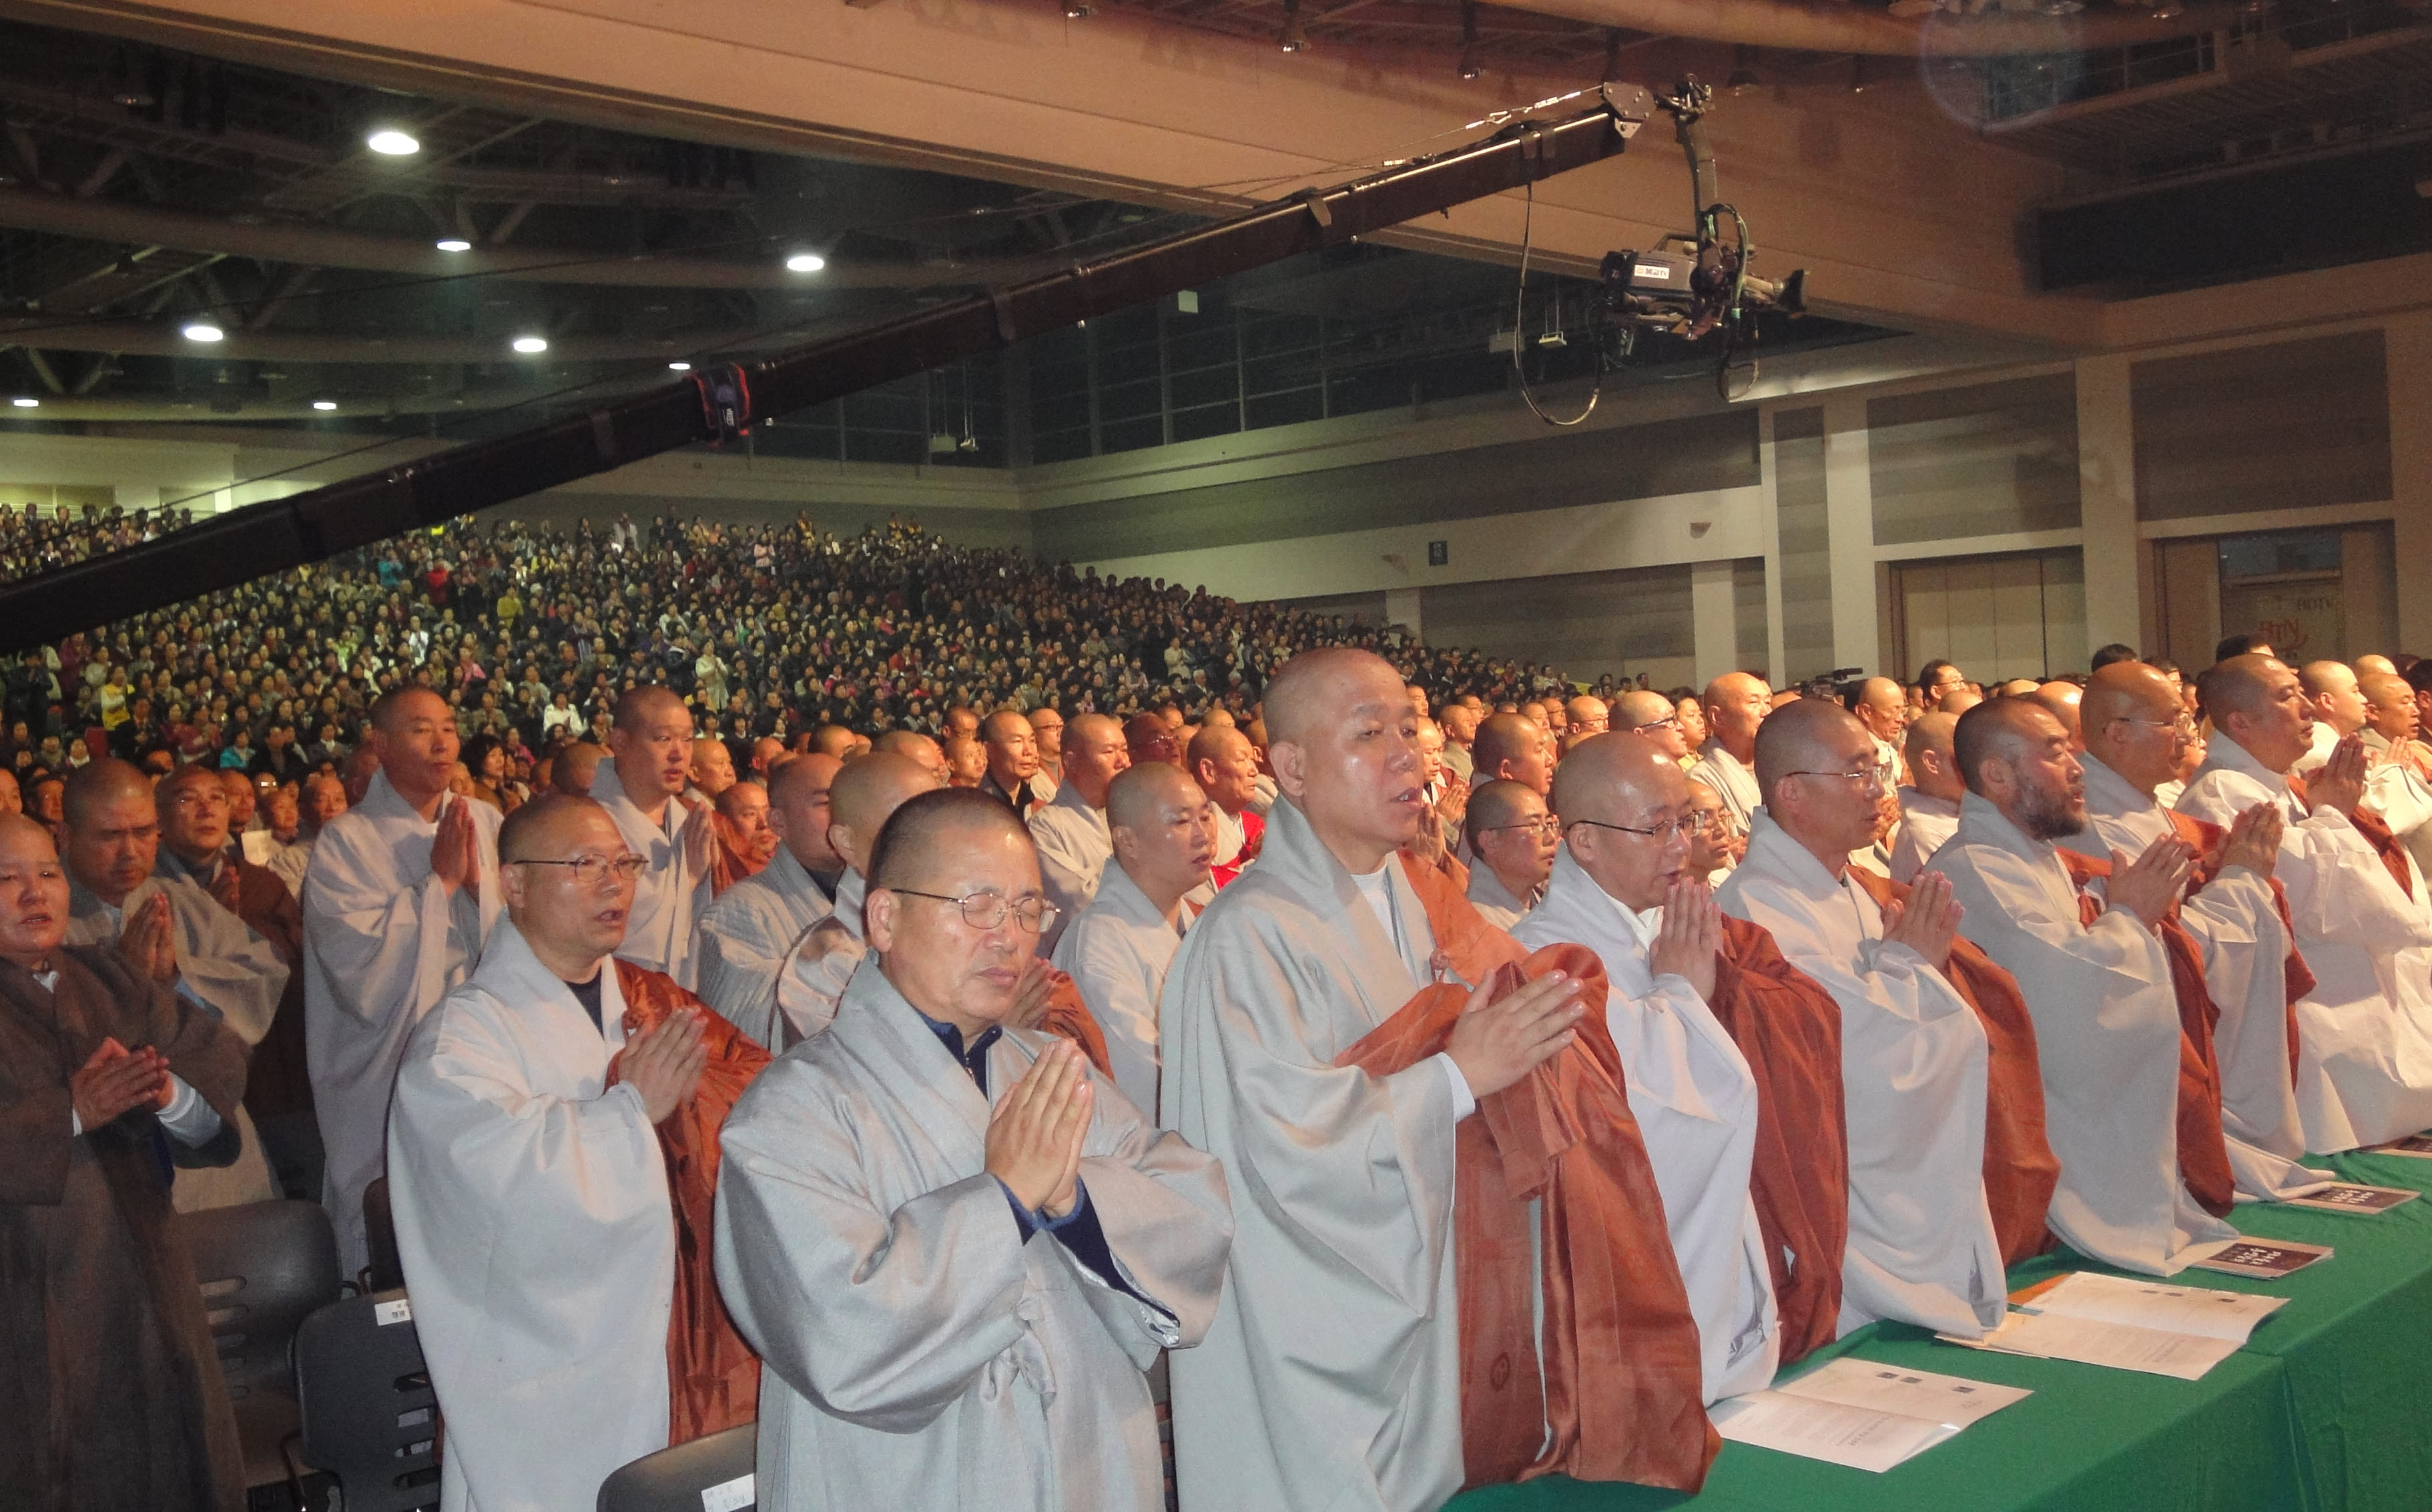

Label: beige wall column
[2074,354,2142,659]
[1690,558,1740,689]
[1823,392,1877,675]
[1384,587,1423,640]
[2385,312,2432,650]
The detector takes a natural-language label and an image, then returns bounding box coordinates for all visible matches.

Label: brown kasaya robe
[2054,851,2238,1218]
[1036,971,1117,1082]
[1707,915,1851,1368]
[709,814,776,897]
[1334,854,1718,1494]
[1845,868,2061,1266]
[0,947,251,1512]
[216,851,314,1123]
[607,962,772,1443]
[2164,808,2313,1084]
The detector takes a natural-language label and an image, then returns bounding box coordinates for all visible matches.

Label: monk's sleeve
[713,1063,1030,1433]
[1060,1070,1233,1367]
[0,1016,73,1203]
[2181,779,2431,950]
[304,824,456,1026]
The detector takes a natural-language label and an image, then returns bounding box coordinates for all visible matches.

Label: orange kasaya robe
[607,962,774,1443]
[709,812,776,895]
[1845,869,2061,1266]
[2052,852,2238,1218]
[1034,970,1115,1080]
[1212,808,1265,889]
[1705,915,1850,1369]
[1332,853,1719,1494]
[2163,809,2314,1084]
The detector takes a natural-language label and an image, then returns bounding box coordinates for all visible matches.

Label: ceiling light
[667,360,692,371]
[1063,0,1094,15]
[182,322,224,343]
[434,238,473,252]
[10,397,37,408]
[1280,0,1309,51]
[366,129,420,156]
[784,252,826,273]
[511,335,549,354]
[312,400,338,411]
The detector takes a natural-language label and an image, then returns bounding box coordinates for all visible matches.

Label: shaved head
[61,757,153,831]
[611,684,686,734]
[1462,777,1540,849]
[1953,698,2064,795]
[1614,690,1675,729]
[1262,648,1428,870]
[1549,733,1698,911]
[2030,682,2084,749]
[874,729,950,785]
[2194,653,2288,725]
[828,750,945,877]
[1550,731,1677,827]
[1263,647,1391,749]
[1753,697,1869,803]
[866,787,1033,893]
[2082,661,2179,734]
[1106,761,1198,833]
[496,793,613,865]
[769,751,842,807]
[551,741,608,795]
[713,779,767,822]
[1472,713,1552,795]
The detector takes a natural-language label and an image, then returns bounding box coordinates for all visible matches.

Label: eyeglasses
[2114,715,2196,738]
[1478,816,1562,839]
[1570,813,1710,843]
[1785,760,1895,794]
[889,887,1060,934]
[1628,714,1681,736]
[512,853,647,885]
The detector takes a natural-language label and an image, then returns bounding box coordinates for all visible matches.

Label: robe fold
[1210,806,1264,889]
[2178,733,2432,1152]
[67,873,286,1212]
[1718,815,2006,1337]
[603,962,768,1443]
[304,775,501,1276]
[1028,782,1114,954]
[1353,855,1718,1493]
[772,869,868,1046]
[2058,756,2330,1202]
[709,811,772,895]
[1890,789,1962,886]
[1050,861,1181,1117]
[0,948,250,1512]
[695,845,834,1050]
[591,759,715,988]
[1512,849,1779,1405]
[1927,794,2237,1275]
[1462,863,1538,932]
[715,958,1232,1512]
[388,922,675,1512]
[1841,869,2060,1266]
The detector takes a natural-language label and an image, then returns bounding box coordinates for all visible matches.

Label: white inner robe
[591,757,715,988]
[1890,789,1961,886]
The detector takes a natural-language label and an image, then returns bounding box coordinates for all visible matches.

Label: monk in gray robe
[0,812,251,1511]
[696,753,842,1048]
[767,751,941,1043]
[716,788,1231,1511]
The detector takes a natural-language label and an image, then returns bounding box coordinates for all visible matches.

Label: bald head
[1261,649,1426,870]
[2357,653,2398,679]
[1462,777,1540,849]
[1903,711,1963,802]
[713,779,767,822]
[1953,698,2064,795]
[551,741,608,795]
[611,684,686,735]
[1263,647,1398,749]
[2030,682,2083,749]
[1753,697,1870,803]
[1703,672,1773,760]
[770,751,842,807]
[497,792,613,865]
[866,786,1032,894]
[2080,661,2188,794]
[1106,761,1199,833]
[828,751,945,877]
[1848,677,1907,742]
[1549,733,1697,911]
[874,729,950,785]
[766,751,844,871]
[1549,731,1676,827]
[61,757,153,832]
[1472,713,1552,795]
[2195,653,2289,724]
[689,737,737,797]
[810,725,859,760]
[2361,673,2420,743]
[1613,689,1687,760]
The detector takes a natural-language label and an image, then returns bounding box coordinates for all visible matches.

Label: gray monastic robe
[1051,859,1186,1122]
[695,845,835,1050]
[591,757,715,988]
[1028,782,1113,955]
[716,958,1231,1512]
[772,869,868,1046]
[0,948,249,1512]
[66,873,285,1212]
[1463,861,1537,931]
[1161,797,1476,1512]
[1690,743,1761,834]
[1889,789,1960,885]
[1927,794,2236,1274]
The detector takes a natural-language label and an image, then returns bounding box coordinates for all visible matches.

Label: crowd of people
[11,490,2432,1512]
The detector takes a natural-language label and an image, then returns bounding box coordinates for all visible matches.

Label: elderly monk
[304,687,501,1276]
[1615,690,1692,763]
[717,788,1231,1512]
[2059,663,2329,1202]
[2032,682,2084,750]
[689,737,737,800]
[1845,677,1909,770]
[1685,781,1743,883]
[1891,713,1965,885]
[1029,713,1132,950]
[1189,724,1265,888]
[1462,779,1555,929]
[697,754,843,1049]
[1927,700,2237,1274]
[2361,672,2432,873]
[1167,649,1717,1507]
[2176,655,2432,1151]
[1566,695,1611,736]
[873,728,952,787]
[980,709,1052,819]
[749,735,788,784]
[59,761,286,1213]
[1439,701,1480,782]
[0,812,252,1512]
[593,687,719,987]
[390,795,768,1509]
[551,740,608,797]
[1717,702,2010,1337]
[942,734,988,789]
[1691,673,1771,835]
[1028,707,1067,799]
[1470,712,1552,797]
[1517,734,1848,1395]
[708,780,778,895]
[2303,661,2432,868]
[769,753,944,1040]
[1052,764,1219,1120]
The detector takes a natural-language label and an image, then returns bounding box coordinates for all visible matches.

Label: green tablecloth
[1448,1148,2432,1512]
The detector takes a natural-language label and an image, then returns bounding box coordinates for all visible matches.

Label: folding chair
[360,1176,406,1293]
[292,1289,442,1512]
[176,1198,343,1508]
[596,1425,757,1512]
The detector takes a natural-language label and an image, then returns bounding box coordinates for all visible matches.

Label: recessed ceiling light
[312,400,339,411]
[434,238,473,252]
[10,396,37,408]
[784,253,826,274]
[182,322,225,343]
[511,335,549,354]
[366,129,420,156]
[667,360,692,371]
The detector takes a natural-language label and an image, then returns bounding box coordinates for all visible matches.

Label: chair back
[596,1425,757,1512]
[361,1176,406,1292]
[176,1198,342,1404]
[293,1290,442,1512]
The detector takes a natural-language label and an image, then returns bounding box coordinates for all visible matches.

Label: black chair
[292,1289,442,1512]
[176,1199,343,1507]
[360,1176,406,1293]
[597,1425,757,1512]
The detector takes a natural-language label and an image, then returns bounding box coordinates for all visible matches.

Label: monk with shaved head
[1614,689,1689,761]
[689,736,737,799]
[1928,696,2239,1274]
[1891,712,1965,884]
[2177,654,2432,1150]
[1692,672,1772,835]
[593,685,717,986]
[697,754,848,1050]
[1470,711,1552,797]
[1189,723,1265,887]
[872,728,950,787]
[1171,649,1716,1504]
[762,751,946,1040]
[715,785,1229,1512]
[1028,713,1132,950]
[1460,779,1554,929]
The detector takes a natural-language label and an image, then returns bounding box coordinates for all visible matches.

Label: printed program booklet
[1937,1270,2287,1381]
[1711,1357,2031,1473]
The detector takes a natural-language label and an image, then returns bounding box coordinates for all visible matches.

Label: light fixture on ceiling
[1727,45,1760,94]
[182,321,225,343]
[435,238,473,252]
[1063,0,1094,16]
[1280,0,1309,53]
[1457,0,1481,80]
[365,129,420,156]
[784,252,826,274]
[312,400,338,411]
[668,360,694,372]
[1849,53,1867,93]
[10,396,37,408]
[511,335,549,354]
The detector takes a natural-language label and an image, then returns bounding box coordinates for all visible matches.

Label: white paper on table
[2027,1270,2287,1343]
[1946,1309,2244,1381]
[1713,1359,2031,1473]
[1776,1357,2033,1426]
